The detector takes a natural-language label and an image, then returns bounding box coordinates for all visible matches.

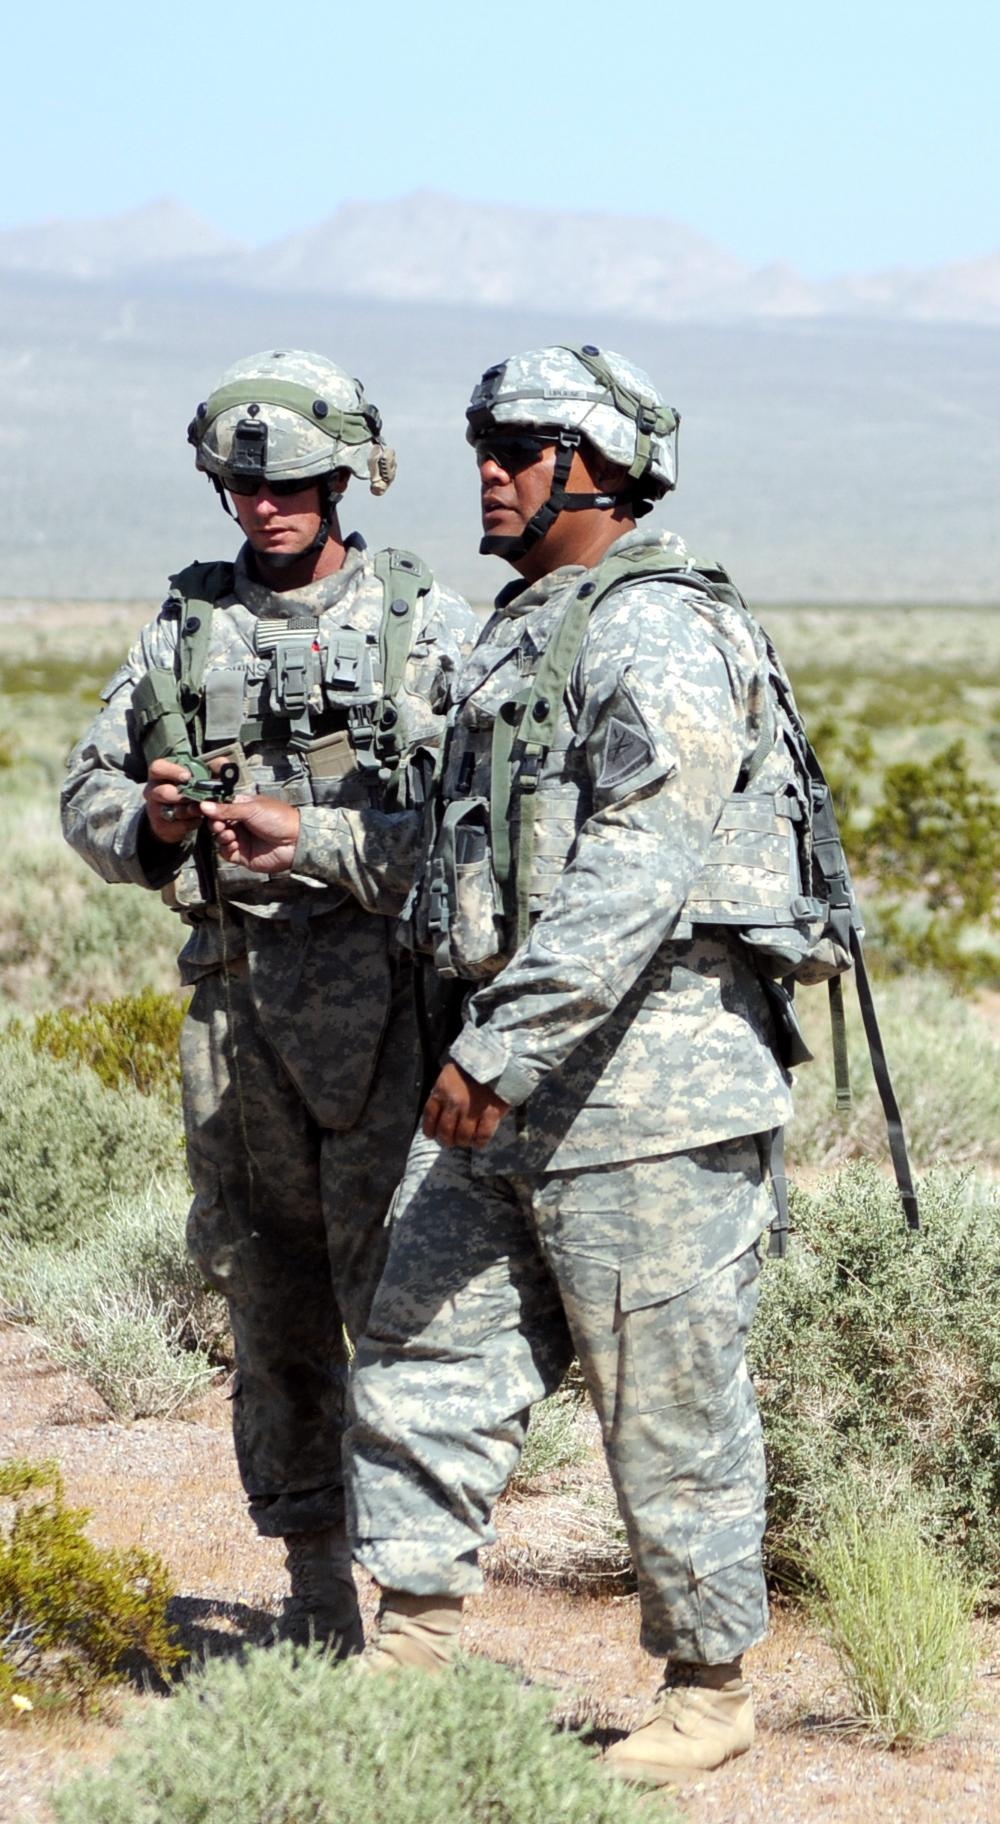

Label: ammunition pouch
[421,796,507,980]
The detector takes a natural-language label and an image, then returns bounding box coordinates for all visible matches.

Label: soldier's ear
[580,445,629,494]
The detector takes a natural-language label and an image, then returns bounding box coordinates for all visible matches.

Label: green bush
[0,1459,182,1711]
[860,741,1000,921]
[0,1186,224,1420]
[53,1648,653,1824]
[804,1487,978,1748]
[0,826,178,1011]
[33,989,187,1101]
[789,972,1000,1173]
[752,1164,1000,1590]
[858,741,1000,987]
[0,1029,184,1246]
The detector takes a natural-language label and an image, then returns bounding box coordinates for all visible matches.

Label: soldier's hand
[201,796,301,873]
[144,758,201,845]
[423,1062,511,1151]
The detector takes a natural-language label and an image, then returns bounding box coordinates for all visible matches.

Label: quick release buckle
[518,752,544,793]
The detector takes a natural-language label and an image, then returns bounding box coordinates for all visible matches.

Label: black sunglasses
[225,475,316,498]
[472,434,554,475]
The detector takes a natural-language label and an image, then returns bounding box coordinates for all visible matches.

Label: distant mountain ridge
[0,193,997,324]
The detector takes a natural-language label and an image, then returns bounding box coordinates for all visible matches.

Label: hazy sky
[2,0,996,277]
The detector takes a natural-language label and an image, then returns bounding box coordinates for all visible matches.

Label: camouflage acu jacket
[292,527,793,1165]
[61,537,479,1126]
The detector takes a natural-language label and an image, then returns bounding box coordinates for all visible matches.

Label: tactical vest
[414,545,917,1238]
[133,547,434,815]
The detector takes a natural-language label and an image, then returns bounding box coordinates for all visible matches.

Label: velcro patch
[598,714,657,789]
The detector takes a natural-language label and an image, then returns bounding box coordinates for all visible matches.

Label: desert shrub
[807,712,875,825]
[32,988,186,1101]
[0,653,108,701]
[862,744,1000,914]
[510,1388,589,1493]
[27,1295,215,1421]
[804,1485,978,1748]
[53,1647,652,1824]
[0,800,178,1009]
[0,1185,225,1420]
[0,1029,184,1246]
[858,741,1000,987]
[788,972,1000,1173]
[752,1164,1000,1590]
[0,1459,182,1711]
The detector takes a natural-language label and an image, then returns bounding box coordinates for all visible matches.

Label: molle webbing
[163,549,431,777]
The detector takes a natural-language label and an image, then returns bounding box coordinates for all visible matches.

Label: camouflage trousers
[347,1129,773,1663]
[182,951,423,1539]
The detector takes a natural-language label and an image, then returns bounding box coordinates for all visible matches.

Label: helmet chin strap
[479,430,630,561]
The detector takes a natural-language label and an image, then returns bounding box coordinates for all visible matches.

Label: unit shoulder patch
[597,713,657,789]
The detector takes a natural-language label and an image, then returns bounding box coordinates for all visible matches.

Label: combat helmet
[188,349,397,562]
[466,343,679,559]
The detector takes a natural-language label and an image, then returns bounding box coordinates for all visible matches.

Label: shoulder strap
[372,547,433,712]
[166,560,235,716]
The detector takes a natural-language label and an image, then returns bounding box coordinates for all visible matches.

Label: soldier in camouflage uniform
[206,345,795,1784]
[61,350,479,1655]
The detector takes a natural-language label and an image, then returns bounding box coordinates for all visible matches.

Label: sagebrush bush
[0,794,177,1010]
[0,1185,225,1419]
[752,1163,1000,1589]
[53,1647,653,1824]
[805,1486,978,1748]
[0,1029,184,1246]
[0,1459,182,1710]
[788,972,1000,1172]
[33,988,187,1100]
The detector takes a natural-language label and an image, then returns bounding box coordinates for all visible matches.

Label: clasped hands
[143,760,301,870]
[144,762,511,1147]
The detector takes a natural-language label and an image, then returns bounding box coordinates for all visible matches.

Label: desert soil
[2,1320,999,1823]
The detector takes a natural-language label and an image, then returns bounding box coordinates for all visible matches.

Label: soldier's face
[231,480,325,559]
[477,437,558,546]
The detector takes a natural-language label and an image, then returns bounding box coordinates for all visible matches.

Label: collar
[234,532,368,619]
[492,525,691,620]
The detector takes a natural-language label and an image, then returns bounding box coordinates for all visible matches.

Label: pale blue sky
[2,0,995,276]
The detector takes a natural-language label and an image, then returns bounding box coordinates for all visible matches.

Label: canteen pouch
[425,797,506,979]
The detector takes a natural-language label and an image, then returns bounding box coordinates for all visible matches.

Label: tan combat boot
[279,1530,364,1658]
[603,1658,754,1787]
[360,1590,464,1674]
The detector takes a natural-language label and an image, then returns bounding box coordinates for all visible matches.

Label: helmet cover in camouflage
[188,349,397,496]
[466,344,679,497]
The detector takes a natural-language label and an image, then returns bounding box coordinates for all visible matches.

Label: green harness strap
[167,560,235,731]
[371,546,432,721]
[371,548,433,802]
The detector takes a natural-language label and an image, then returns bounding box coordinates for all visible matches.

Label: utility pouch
[132,668,237,802]
[304,729,357,782]
[426,796,506,979]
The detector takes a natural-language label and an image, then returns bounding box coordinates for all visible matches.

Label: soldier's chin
[254,545,307,572]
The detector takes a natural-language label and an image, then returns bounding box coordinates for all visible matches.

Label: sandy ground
[2,1321,1000,1823]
